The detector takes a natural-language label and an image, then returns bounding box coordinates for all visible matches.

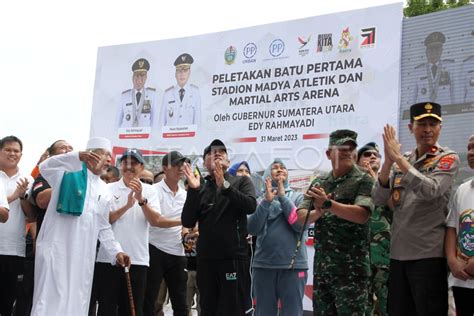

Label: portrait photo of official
[161,53,201,127]
[116,58,157,129]
[412,31,455,105]
[461,32,474,103]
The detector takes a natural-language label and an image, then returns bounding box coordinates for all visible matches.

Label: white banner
[90,3,403,172]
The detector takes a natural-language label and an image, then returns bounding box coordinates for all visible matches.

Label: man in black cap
[412,31,454,105]
[357,142,391,316]
[161,53,201,127]
[372,102,460,315]
[297,130,374,315]
[182,139,256,316]
[117,58,156,129]
[144,151,189,316]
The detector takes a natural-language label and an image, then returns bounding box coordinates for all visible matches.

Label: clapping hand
[183,162,200,189]
[14,177,30,200]
[382,124,402,164]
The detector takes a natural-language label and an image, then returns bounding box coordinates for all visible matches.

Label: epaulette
[122,89,131,94]
[442,59,454,63]
[165,86,174,92]
[146,87,156,91]
[463,55,474,63]
[415,63,425,69]
[190,83,199,89]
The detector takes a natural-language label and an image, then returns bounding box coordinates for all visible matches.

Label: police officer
[357,142,391,316]
[161,53,201,127]
[372,102,460,315]
[117,58,156,128]
[297,130,374,315]
[412,32,455,105]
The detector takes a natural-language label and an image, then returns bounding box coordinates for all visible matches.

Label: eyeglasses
[140,178,154,185]
[362,151,381,158]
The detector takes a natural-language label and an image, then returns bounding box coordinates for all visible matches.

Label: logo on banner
[316,33,333,52]
[242,42,257,64]
[338,27,353,53]
[298,36,311,57]
[360,27,376,48]
[224,46,237,65]
[269,39,285,57]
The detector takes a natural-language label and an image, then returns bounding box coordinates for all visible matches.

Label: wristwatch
[222,180,231,190]
[321,199,332,210]
[138,198,148,206]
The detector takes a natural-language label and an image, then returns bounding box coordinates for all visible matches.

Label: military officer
[372,102,460,315]
[117,58,156,128]
[296,130,374,315]
[161,53,201,127]
[412,32,455,105]
[357,142,391,316]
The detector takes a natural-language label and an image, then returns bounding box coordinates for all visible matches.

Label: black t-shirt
[30,174,51,233]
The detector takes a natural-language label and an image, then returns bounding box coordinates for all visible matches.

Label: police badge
[421,88,427,95]
[168,107,174,118]
[439,71,450,86]
[126,114,131,121]
[392,189,401,205]
[142,100,151,114]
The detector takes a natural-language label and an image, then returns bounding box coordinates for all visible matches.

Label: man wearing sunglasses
[357,142,391,316]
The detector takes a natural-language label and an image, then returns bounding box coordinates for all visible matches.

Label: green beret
[357,142,380,161]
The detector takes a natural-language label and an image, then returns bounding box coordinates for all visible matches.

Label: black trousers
[197,258,252,316]
[452,286,474,316]
[13,256,34,316]
[388,258,448,316]
[143,245,188,316]
[95,262,147,316]
[0,255,22,316]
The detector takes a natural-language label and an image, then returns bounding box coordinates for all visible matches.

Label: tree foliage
[404,0,471,17]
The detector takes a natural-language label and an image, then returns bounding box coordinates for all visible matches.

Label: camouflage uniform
[366,206,391,316]
[299,166,374,315]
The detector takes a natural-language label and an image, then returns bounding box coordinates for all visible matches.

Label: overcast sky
[0,0,404,171]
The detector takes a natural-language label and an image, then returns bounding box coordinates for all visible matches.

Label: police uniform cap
[132,58,150,73]
[120,148,145,164]
[174,53,194,68]
[410,102,442,122]
[162,151,190,167]
[357,142,380,162]
[424,32,445,47]
[329,129,358,147]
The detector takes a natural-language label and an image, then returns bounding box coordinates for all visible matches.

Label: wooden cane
[124,267,136,316]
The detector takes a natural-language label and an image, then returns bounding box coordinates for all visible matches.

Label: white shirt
[32,152,123,316]
[0,181,8,209]
[446,178,474,289]
[149,180,186,256]
[0,169,33,257]
[96,178,160,266]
